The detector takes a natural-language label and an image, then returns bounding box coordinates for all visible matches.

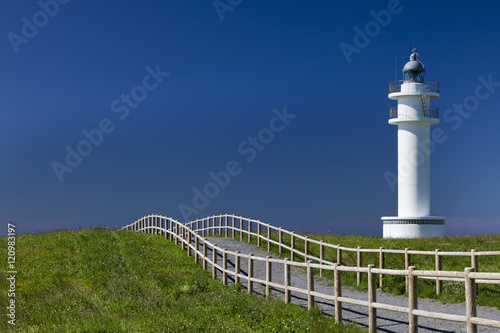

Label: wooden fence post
[187,228,192,256]
[235,251,240,284]
[337,245,342,265]
[405,248,411,293]
[471,249,478,298]
[334,263,342,323]
[203,239,207,270]
[368,264,377,333]
[218,216,221,236]
[379,247,385,289]
[240,217,243,241]
[257,221,262,248]
[284,258,291,304]
[465,267,477,333]
[175,224,179,245]
[320,241,324,277]
[304,237,309,263]
[290,232,295,261]
[219,216,222,236]
[222,215,226,236]
[222,249,228,285]
[307,260,314,310]
[170,220,174,241]
[267,224,271,252]
[221,215,225,237]
[266,256,272,300]
[182,226,186,251]
[408,266,418,333]
[435,249,442,294]
[223,216,226,236]
[231,215,235,239]
[195,236,199,263]
[203,218,207,237]
[212,245,217,279]
[357,246,362,286]
[248,253,254,294]
[278,228,283,254]
[225,215,229,237]
[248,220,252,243]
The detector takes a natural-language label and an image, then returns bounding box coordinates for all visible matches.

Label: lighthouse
[382,46,445,238]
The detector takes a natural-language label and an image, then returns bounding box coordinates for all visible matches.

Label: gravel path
[201,237,500,333]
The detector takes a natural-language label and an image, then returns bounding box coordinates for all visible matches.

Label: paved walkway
[200,237,500,333]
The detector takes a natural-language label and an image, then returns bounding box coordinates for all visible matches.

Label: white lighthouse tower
[382,46,445,238]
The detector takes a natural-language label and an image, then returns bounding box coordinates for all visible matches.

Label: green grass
[229,230,500,309]
[0,228,366,332]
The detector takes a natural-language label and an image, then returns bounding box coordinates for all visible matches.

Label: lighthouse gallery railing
[389,80,440,93]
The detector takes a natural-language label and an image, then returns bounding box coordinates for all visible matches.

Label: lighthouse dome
[403,52,425,73]
[402,51,425,82]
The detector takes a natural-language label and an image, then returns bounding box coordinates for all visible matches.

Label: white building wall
[397,122,431,217]
[383,223,445,238]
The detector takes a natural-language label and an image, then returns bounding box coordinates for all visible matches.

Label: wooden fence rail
[122,214,500,333]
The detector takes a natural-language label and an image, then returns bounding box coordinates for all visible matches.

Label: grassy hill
[0,228,365,332]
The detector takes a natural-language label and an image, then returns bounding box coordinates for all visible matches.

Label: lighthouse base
[381,216,445,238]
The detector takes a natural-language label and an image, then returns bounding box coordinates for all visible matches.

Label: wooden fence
[122,214,500,333]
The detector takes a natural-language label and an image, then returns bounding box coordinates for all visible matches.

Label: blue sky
[1,0,499,236]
